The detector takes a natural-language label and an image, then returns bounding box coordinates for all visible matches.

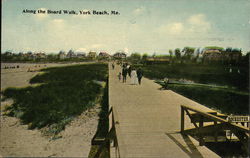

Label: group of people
[118,63,143,85]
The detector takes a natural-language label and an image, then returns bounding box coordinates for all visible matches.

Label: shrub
[3,64,108,134]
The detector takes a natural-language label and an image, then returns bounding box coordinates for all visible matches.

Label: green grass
[136,63,249,115]
[167,84,249,115]
[137,63,249,91]
[2,64,108,134]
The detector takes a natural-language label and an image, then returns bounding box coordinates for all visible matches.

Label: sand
[0,62,99,157]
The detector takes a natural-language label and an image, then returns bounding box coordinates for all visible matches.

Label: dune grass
[2,63,108,134]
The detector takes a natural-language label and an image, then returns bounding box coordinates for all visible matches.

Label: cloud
[50,18,65,29]
[187,14,211,33]
[133,6,146,15]
[168,23,184,35]
[124,47,129,53]
[52,19,64,23]
[157,14,211,35]
[76,47,87,52]
[157,22,184,35]
[91,44,104,49]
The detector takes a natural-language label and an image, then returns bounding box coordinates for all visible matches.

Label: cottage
[99,52,110,58]
[113,52,126,59]
[76,52,86,58]
[58,51,66,59]
[203,49,222,62]
[67,50,76,58]
[88,51,97,59]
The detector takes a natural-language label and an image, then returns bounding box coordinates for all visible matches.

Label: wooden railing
[109,106,122,158]
[91,106,124,158]
[180,105,249,153]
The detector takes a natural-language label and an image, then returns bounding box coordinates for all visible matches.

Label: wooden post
[199,115,204,146]
[214,121,218,142]
[181,106,185,133]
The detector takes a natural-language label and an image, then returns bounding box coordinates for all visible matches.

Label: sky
[2,0,250,55]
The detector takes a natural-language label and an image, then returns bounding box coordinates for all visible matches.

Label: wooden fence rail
[91,106,124,158]
[180,105,249,153]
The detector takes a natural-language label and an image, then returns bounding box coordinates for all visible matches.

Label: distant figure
[112,63,115,70]
[17,65,19,68]
[229,68,232,73]
[122,63,126,69]
[118,72,122,81]
[163,77,169,89]
[131,69,138,85]
[127,65,132,78]
[122,68,127,83]
[136,68,143,85]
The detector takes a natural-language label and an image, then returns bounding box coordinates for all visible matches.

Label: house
[113,52,126,59]
[67,49,76,58]
[202,49,222,62]
[24,51,35,60]
[76,52,86,58]
[35,52,47,59]
[58,51,66,59]
[4,51,13,56]
[98,52,110,59]
[88,51,97,58]
[221,48,242,64]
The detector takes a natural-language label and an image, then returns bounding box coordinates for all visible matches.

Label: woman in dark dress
[136,68,143,85]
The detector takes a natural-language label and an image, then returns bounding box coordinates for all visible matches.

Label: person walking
[118,72,122,81]
[112,63,115,70]
[127,65,132,78]
[136,68,143,85]
[130,68,138,85]
[122,67,127,83]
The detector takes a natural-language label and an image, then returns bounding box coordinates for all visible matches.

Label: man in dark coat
[128,65,132,78]
[122,67,127,83]
[136,68,143,85]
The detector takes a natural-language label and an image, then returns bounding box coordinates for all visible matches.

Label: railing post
[199,115,204,146]
[214,121,218,142]
[181,106,185,133]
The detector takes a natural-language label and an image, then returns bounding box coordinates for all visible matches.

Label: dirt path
[0,62,99,157]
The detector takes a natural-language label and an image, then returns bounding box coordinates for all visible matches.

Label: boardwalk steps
[181,105,249,153]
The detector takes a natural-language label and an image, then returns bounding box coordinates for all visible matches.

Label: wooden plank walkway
[109,63,220,158]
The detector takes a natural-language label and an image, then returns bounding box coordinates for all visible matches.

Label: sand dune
[0,62,98,157]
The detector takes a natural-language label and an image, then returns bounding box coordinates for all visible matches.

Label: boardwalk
[109,64,220,158]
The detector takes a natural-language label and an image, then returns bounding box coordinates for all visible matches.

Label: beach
[0,62,99,157]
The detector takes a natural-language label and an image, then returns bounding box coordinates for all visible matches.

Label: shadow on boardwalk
[165,132,204,158]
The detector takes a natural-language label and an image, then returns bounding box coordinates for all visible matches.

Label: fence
[180,105,249,153]
[91,106,124,158]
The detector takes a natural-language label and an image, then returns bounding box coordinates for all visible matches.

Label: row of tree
[127,47,249,66]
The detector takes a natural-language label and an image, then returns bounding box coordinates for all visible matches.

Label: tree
[169,49,173,57]
[142,53,148,60]
[130,53,141,63]
[174,48,181,59]
[47,54,57,61]
[130,53,141,60]
[169,49,173,63]
[182,47,195,61]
